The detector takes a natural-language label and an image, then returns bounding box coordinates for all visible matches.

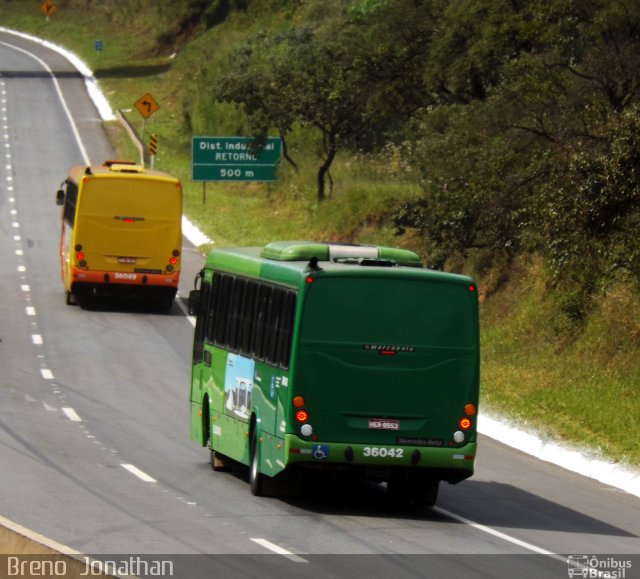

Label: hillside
[1,0,638,467]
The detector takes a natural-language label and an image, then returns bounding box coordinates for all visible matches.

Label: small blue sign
[94,40,103,52]
[312,444,329,461]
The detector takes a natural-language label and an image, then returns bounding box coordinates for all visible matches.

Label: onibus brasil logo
[567,555,633,578]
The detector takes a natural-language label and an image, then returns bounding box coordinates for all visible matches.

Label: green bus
[188,241,479,506]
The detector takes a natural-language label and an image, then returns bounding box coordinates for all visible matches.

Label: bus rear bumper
[71,268,179,287]
[284,435,476,484]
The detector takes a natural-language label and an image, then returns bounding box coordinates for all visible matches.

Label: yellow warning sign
[40,0,57,17]
[134,93,160,119]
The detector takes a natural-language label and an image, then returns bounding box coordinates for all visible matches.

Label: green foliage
[213,19,413,200]
[541,105,640,285]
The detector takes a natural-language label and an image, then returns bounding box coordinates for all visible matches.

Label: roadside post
[134,93,160,166]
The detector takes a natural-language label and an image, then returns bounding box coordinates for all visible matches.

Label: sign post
[149,134,158,168]
[40,0,56,19]
[134,93,160,166]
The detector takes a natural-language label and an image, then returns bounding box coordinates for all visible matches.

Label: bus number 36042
[363,447,404,458]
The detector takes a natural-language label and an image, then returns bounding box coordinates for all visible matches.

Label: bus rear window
[79,178,181,218]
[300,278,477,349]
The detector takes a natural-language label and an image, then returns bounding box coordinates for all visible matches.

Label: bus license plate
[368,418,399,430]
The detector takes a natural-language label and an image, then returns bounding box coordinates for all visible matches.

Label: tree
[217,28,380,200]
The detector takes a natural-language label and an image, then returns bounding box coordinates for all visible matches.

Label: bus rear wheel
[249,434,264,496]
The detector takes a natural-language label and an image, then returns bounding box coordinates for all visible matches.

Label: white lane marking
[250,538,308,563]
[62,407,82,422]
[25,306,35,316]
[32,334,43,345]
[0,514,80,556]
[174,294,195,327]
[479,414,640,499]
[21,284,30,292]
[40,368,54,380]
[0,40,90,164]
[182,215,213,246]
[433,506,565,563]
[43,402,57,412]
[121,463,157,483]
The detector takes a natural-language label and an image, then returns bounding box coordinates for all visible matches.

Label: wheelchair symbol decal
[312,444,329,460]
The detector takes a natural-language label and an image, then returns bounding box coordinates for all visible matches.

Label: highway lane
[1,29,639,578]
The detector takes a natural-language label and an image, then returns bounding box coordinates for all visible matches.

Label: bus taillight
[464,403,477,416]
[167,250,180,272]
[295,410,308,423]
[459,417,472,430]
[75,249,87,268]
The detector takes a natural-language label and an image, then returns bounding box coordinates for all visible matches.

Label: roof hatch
[102,160,146,174]
[260,241,422,268]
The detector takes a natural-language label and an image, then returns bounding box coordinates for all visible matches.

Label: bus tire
[415,478,439,508]
[65,291,77,306]
[249,433,264,496]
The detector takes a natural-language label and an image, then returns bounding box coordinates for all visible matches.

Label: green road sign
[192,136,282,182]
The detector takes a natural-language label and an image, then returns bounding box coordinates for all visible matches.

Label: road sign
[40,0,56,17]
[149,134,158,156]
[134,93,159,119]
[191,136,282,182]
[94,40,103,52]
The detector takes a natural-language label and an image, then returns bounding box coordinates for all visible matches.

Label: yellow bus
[55,161,183,308]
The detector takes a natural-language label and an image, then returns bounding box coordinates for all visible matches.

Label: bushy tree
[216,27,391,200]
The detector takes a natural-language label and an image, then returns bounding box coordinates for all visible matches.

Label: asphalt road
[0,30,638,579]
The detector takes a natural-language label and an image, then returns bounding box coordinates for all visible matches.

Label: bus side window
[240,281,258,356]
[227,277,246,351]
[277,291,296,369]
[252,284,273,360]
[63,180,79,226]
[205,274,222,343]
[214,275,234,346]
[192,281,211,364]
[265,289,284,366]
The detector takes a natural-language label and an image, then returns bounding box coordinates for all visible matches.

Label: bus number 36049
[363,447,404,458]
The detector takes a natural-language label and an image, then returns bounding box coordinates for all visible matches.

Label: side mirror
[188,289,201,316]
[55,189,65,206]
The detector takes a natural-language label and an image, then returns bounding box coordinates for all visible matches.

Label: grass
[480,257,640,465]
[2,1,639,468]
